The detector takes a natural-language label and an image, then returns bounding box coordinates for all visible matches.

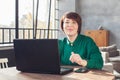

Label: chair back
[0,58,8,68]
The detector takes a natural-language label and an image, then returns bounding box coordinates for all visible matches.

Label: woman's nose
[68,22,73,26]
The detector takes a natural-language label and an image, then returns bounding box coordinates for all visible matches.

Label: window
[0,0,58,45]
[0,0,15,45]
[18,0,58,39]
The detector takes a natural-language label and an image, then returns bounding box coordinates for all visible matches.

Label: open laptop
[13,39,73,75]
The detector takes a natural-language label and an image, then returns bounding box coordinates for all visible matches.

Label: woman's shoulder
[58,37,67,42]
[79,34,98,47]
[79,34,93,41]
[58,38,67,45]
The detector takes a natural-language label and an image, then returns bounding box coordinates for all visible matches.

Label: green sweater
[58,34,103,69]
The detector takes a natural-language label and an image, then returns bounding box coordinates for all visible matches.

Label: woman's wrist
[77,59,87,67]
[81,60,87,67]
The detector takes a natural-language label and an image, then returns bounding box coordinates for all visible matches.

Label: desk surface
[0,67,115,80]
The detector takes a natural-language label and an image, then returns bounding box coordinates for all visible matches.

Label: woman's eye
[73,21,76,24]
[64,22,69,24]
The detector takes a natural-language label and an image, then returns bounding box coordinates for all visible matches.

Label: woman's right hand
[69,52,87,66]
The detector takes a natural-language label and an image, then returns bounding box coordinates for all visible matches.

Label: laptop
[13,39,73,75]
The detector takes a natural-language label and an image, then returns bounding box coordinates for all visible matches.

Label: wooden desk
[0,67,115,80]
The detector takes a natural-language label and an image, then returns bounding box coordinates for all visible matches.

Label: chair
[99,45,120,76]
[0,58,8,68]
[101,52,113,73]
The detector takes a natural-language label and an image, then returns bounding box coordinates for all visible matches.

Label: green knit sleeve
[85,37,103,69]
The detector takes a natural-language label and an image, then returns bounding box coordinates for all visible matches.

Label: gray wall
[58,0,120,49]
[58,0,76,38]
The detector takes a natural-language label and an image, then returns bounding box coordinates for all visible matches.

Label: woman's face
[63,18,78,37]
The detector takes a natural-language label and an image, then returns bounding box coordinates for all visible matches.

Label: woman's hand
[69,52,87,66]
[69,52,82,63]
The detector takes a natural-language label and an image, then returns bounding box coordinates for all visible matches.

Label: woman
[58,12,103,69]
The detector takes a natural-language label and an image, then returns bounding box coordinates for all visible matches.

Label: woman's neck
[67,34,78,43]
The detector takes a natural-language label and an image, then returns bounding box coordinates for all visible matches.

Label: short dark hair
[60,12,82,34]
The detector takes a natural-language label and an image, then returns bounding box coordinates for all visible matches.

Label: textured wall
[58,0,120,48]
[76,0,120,48]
